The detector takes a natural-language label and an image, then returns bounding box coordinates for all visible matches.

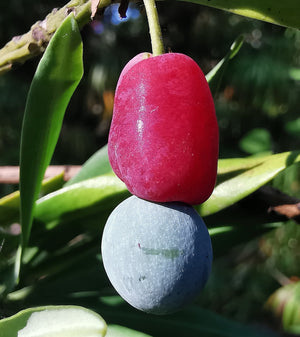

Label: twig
[0,0,113,75]
[246,185,300,223]
[143,0,164,56]
[0,165,81,184]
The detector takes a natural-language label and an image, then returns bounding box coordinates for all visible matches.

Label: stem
[0,0,112,75]
[143,0,164,56]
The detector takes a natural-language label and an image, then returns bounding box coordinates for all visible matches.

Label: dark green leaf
[285,117,300,138]
[19,14,83,267]
[0,305,106,337]
[35,174,129,225]
[107,325,153,337]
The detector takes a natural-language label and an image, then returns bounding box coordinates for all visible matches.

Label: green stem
[143,0,164,56]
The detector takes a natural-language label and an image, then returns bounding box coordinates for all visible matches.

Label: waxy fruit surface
[108,52,219,204]
[101,196,213,315]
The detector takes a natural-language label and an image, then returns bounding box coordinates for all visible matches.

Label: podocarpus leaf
[35,174,129,225]
[106,325,153,337]
[65,144,112,186]
[0,306,106,337]
[180,0,300,29]
[29,151,300,228]
[206,35,244,96]
[0,173,64,228]
[198,151,300,216]
[18,14,83,277]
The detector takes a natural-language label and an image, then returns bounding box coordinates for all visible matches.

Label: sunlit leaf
[0,173,64,227]
[209,222,281,257]
[0,305,106,337]
[35,174,129,225]
[65,144,112,186]
[18,13,83,273]
[180,0,300,29]
[285,117,300,138]
[198,151,300,216]
[239,128,272,154]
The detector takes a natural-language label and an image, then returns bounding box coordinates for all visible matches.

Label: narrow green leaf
[35,174,129,225]
[106,325,153,337]
[19,14,83,267]
[206,35,244,95]
[65,144,112,186]
[32,151,300,226]
[180,0,300,29]
[209,223,281,257]
[198,151,300,216]
[0,305,107,337]
[217,155,269,175]
[0,173,64,227]
[100,304,278,337]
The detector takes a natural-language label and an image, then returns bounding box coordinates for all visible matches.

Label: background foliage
[0,1,299,336]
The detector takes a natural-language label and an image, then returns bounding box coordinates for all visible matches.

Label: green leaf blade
[206,35,244,96]
[19,14,83,272]
[199,151,300,216]
[0,306,107,337]
[35,174,129,225]
[181,0,300,29]
[65,144,112,186]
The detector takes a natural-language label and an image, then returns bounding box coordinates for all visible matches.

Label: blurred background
[0,0,299,334]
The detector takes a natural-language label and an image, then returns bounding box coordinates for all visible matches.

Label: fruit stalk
[143,0,164,56]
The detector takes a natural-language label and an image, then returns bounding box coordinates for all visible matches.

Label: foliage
[0,0,299,336]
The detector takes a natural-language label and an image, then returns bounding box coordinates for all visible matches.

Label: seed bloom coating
[108,52,219,205]
[101,196,213,315]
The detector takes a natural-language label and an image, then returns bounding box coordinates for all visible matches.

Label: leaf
[0,305,107,337]
[29,151,300,228]
[100,303,279,337]
[265,281,300,334]
[239,128,272,154]
[65,144,112,186]
[19,14,83,267]
[180,0,300,29]
[35,174,129,225]
[198,151,300,216]
[106,325,153,337]
[0,173,65,227]
[217,155,268,175]
[209,222,281,258]
[285,117,300,138]
[206,35,244,96]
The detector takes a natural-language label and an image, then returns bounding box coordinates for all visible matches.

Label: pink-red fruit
[108,52,219,205]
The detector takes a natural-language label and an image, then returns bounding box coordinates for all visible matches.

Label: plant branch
[0,0,113,75]
[0,165,81,184]
[143,0,164,56]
